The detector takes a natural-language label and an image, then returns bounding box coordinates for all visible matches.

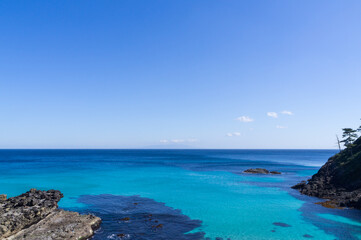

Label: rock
[6,210,101,240]
[291,181,307,189]
[292,136,361,209]
[0,189,101,240]
[315,201,344,209]
[0,189,63,238]
[0,194,6,201]
[244,168,281,175]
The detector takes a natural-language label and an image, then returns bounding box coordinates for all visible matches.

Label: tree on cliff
[341,128,358,153]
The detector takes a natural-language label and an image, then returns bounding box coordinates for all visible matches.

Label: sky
[0,0,361,149]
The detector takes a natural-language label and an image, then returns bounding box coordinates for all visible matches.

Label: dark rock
[244,168,281,174]
[291,181,307,189]
[0,189,101,240]
[292,136,361,209]
[244,168,269,174]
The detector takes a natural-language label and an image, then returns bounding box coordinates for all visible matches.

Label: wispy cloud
[276,125,288,129]
[226,132,241,137]
[237,116,254,122]
[281,110,293,115]
[267,112,278,118]
[160,139,198,143]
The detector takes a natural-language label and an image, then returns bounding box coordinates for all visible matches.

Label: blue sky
[1,0,360,149]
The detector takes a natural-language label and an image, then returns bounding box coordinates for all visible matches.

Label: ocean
[1,149,361,240]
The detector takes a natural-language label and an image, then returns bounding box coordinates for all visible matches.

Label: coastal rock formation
[292,137,361,209]
[0,189,101,240]
[244,168,281,175]
[6,210,101,240]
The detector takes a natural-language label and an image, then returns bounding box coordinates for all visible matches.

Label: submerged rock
[303,234,314,238]
[0,189,101,240]
[244,168,281,175]
[292,137,361,209]
[77,194,205,240]
[272,222,292,227]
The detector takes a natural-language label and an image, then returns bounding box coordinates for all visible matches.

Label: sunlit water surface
[1,150,361,239]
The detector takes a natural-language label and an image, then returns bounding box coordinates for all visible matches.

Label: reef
[77,194,205,240]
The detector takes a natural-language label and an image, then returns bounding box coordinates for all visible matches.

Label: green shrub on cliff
[329,136,361,190]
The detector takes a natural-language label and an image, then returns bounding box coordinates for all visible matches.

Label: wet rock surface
[292,137,361,209]
[0,189,101,240]
[243,168,281,175]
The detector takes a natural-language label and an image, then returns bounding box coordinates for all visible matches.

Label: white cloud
[281,110,293,115]
[267,112,278,118]
[187,138,198,142]
[159,140,168,143]
[171,139,185,143]
[227,132,241,137]
[276,125,288,129]
[237,116,254,122]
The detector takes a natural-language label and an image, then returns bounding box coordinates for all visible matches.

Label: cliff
[292,136,361,209]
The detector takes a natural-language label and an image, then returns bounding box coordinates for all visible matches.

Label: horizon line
[0,148,339,150]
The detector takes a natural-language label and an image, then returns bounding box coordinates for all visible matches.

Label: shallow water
[1,149,361,239]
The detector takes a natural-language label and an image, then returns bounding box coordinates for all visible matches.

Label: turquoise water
[1,150,361,239]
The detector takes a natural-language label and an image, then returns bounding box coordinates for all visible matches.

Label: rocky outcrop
[0,189,101,240]
[292,137,361,209]
[6,210,101,240]
[244,168,281,175]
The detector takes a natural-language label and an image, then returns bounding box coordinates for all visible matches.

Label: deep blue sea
[1,149,361,240]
